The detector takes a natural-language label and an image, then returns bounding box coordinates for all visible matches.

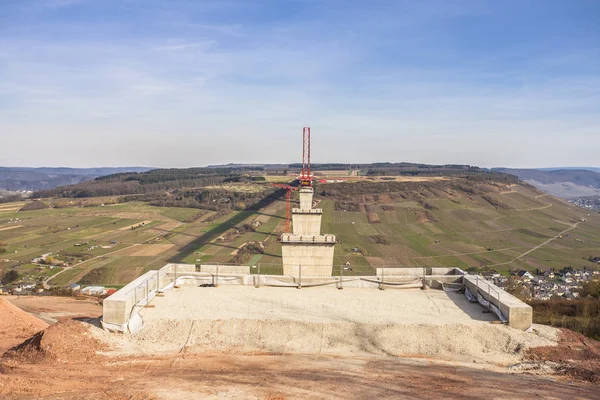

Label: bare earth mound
[3,320,105,364]
[0,298,48,353]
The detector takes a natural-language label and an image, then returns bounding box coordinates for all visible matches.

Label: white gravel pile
[93,320,557,365]
[92,286,558,365]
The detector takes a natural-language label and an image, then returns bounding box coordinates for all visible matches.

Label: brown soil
[415,211,433,223]
[367,212,380,223]
[0,301,597,399]
[6,295,102,324]
[152,221,182,231]
[1,350,597,399]
[526,328,600,383]
[3,319,105,364]
[0,298,48,353]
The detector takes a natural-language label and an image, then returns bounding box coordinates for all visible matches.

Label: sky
[0,0,599,168]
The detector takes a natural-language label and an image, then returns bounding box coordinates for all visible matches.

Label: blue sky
[1,0,599,168]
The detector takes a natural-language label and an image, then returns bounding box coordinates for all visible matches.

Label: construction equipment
[272,127,313,232]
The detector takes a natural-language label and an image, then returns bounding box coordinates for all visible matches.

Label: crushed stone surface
[91,286,559,365]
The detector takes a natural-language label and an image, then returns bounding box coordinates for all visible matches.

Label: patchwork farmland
[1,175,599,287]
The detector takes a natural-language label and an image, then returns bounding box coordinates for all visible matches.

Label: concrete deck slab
[140,286,498,325]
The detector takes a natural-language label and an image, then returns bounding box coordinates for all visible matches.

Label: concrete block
[376,267,424,276]
[431,267,454,275]
[292,211,323,235]
[164,263,195,273]
[102,270,159,327]
[280,234,337,243]
[198,265,250,274]
[281,242,335,277]
[462,275,532,330]
[298,187,314,210]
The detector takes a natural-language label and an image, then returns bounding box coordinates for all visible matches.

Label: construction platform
[136,285,497,325]
[101,264,532,334]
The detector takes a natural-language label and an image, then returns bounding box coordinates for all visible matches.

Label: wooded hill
[33,164,514,199]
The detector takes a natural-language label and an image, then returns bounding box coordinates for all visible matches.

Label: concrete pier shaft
[291,208,322,235]
[280,234,337,277]
[298,187,314,210]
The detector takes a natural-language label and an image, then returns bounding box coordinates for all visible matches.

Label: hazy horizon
[1,0,599,168]
[2,163,600,171]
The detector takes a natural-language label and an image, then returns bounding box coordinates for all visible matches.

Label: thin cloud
[153,41,215,51]
[0,0,598,167]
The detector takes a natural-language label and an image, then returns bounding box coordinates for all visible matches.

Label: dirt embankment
[525,328,600,383]
[0,298,48,354]
[2,319,105,364]
[0,295,598,399]
[0,318,597,399]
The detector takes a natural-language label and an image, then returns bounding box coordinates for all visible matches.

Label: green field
[318,183,600,274]
[0,197,289,286]
[1,178,599,286]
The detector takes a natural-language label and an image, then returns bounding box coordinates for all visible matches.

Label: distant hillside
[0,167,153,191]
[32,164,515,202]
[537,167,600,173]
[494,168,600,198]
[315,178,600,273]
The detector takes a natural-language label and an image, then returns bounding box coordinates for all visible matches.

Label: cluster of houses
[0,281,40,295]
[569,198,600,211]
[481,268,600,300]
[0,281,114,297]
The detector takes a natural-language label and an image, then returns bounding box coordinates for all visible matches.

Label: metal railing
[122,265,178,312]
[118,263,463,312]
[191,262,459,277]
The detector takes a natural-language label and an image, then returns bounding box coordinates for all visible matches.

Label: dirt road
[490,221,580,267]
[5,295,101,325]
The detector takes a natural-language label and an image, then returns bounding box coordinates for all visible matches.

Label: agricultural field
[0,194,289,286]
[1,175,599,287]
[318,181,600,275]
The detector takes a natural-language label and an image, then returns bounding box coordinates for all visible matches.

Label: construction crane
[299,126,312,187]
[272,127,313,232]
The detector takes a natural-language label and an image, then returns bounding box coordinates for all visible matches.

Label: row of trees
[148,186,278,212]
[31,168,271,199]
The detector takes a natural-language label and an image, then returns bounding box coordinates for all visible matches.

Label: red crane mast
[273,127,313,232]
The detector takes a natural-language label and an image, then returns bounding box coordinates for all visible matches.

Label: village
[0,250,115,297]
[480,266,600,301]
